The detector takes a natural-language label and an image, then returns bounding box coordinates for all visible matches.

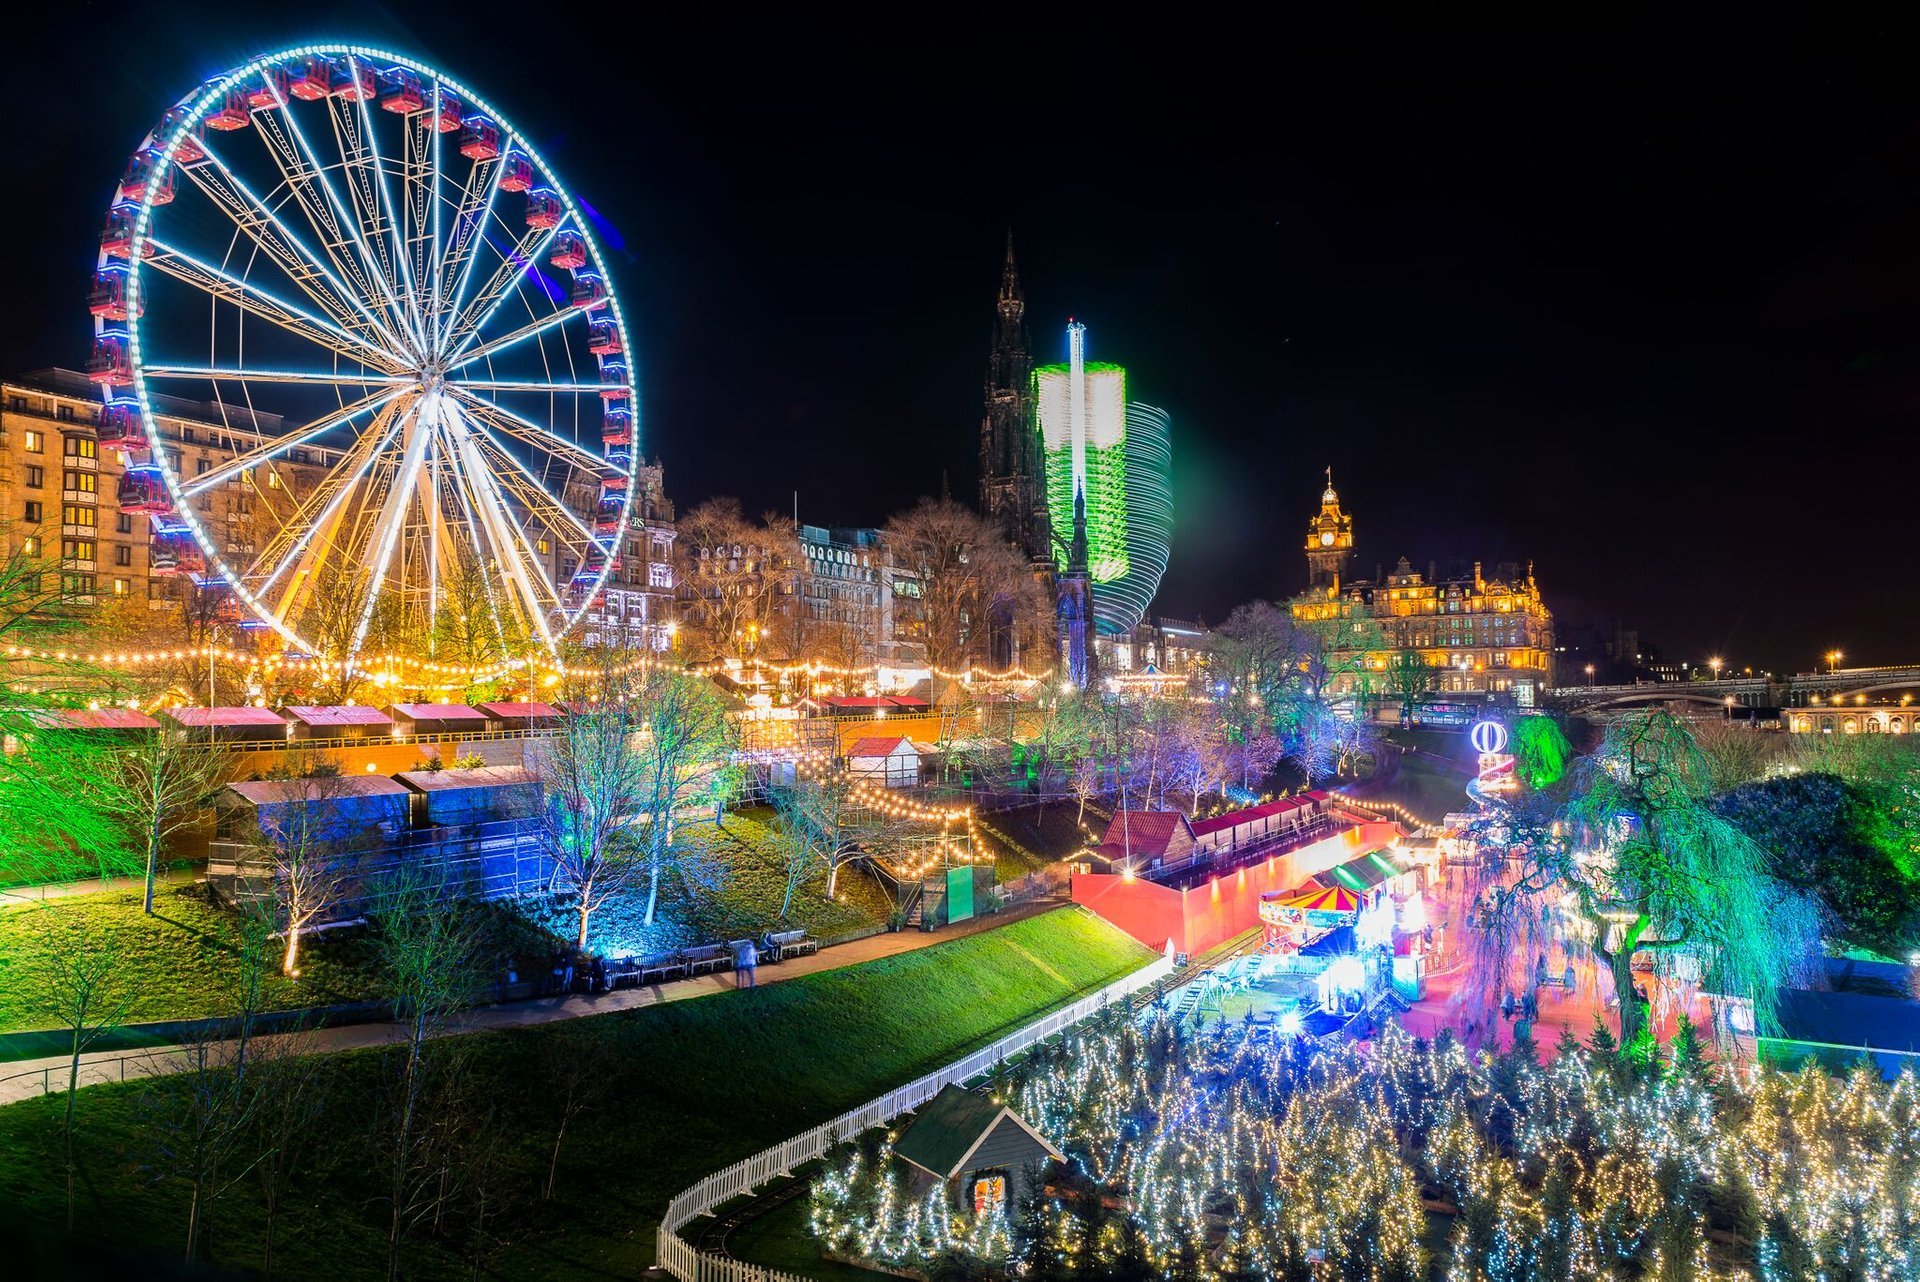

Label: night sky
[6,7,1920,671]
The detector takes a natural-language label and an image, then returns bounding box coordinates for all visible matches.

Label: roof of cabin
[227,775,411,806]
[388,703,488,722]
[282,706,393,727]
[847,736,916,759]
[163,706,288,727]
[475,701,563,720]
[1189,798,1305,838]
[28,708,161,730]
[892,1084,1061,1180]
[396,765,537,793]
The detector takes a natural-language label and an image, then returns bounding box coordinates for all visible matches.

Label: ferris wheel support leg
[347,401,438,662]
[449,415,558,657]
[444,449,514,663]
[258,406,404,627]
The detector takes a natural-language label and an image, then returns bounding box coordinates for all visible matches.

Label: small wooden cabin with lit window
[890,1084,1062,1215]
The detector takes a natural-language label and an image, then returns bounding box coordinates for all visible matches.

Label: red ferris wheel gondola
[459,115,500,160]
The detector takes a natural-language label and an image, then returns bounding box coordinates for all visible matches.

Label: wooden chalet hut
[891,1084,1062,1216]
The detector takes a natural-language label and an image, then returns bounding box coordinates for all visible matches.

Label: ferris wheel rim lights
[96,44,638,663]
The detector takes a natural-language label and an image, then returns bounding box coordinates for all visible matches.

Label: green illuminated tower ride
[1035,323,1129,588]
[1033,322,1173,636]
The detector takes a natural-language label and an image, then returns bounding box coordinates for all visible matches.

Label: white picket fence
[655,953,1177,1281]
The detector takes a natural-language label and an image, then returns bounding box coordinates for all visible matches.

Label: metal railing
[0,1048,177,1098]
[655,953,1175,1282]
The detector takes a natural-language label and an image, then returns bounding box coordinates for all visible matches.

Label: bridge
[1551,664,1920,713]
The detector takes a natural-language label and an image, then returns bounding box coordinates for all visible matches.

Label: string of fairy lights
[812,1011,1920,1279]
[789,749,989,879]
[1,641,1050,693]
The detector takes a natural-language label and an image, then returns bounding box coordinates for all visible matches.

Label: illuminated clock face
[1320,532,1335,546]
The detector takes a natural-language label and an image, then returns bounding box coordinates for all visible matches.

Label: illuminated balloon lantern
[1471,719,1517,794]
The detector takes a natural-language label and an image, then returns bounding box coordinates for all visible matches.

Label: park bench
[762,929,818,962]
[680,942,732,976]
[601,955,641,989]
[634,951,688,986]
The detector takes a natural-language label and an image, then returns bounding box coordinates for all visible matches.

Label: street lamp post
[1709,656,1723,682]
[1827,649,1844,674]
[1584,663,1595,688]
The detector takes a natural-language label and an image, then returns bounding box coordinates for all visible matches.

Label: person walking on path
[736,938,759,989]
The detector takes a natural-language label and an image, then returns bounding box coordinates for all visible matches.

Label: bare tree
[674,498,803,661]
[1209,600,1314,730]
[248,1031,332,1279]
[30,905,137,1231]
[772,767,875,914]
[527,675,651,950]
[429,548,531,698]
[99,729,232,915]
[539,1021,617,1200]
[1164,704,1230,813]
[250,754,366,976]
[882,497,1049,672]
[145,912,275,1263]
[631,666,738,925]
[368,866,490,1282]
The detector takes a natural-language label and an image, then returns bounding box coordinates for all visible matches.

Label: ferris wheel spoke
[446,307,581,372]
[441,221,564,362]
[249,104,416,356]
[426,88,447,353]
[435,143,509,354]
[469,429,601,548]
[143,239,399,371]
[248,400,410,599]
[180,386,406,498]
[447,388,610,476]
[143,364,409,387]
[403,111,435,327]
[456,378,615,396]
[180,155,402,353]
[443,453,514,656]
[339,74,429,355]
[324,86,418,354]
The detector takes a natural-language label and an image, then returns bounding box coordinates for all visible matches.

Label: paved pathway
[0,868,194,910]
[0,899,1066,1106]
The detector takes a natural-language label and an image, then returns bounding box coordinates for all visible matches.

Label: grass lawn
[727,1178,895,1280]
[0,810,892,1046]
[0,907,1155,1280]
[975,801,1104,877]
[1356,732,1476,826]
[536,809,893,956]
[0,884,385,1041]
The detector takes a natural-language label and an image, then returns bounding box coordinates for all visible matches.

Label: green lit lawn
[0,907,1155,1280]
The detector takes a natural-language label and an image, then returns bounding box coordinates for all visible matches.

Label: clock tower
[1305,468,1354,592]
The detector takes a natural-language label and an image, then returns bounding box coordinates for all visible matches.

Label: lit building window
[971,1173,1007,1215]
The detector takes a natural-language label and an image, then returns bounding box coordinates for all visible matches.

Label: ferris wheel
[86,45,636,667]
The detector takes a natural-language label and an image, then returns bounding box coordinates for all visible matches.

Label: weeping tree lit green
[0,528,134,885]
[1465,709,1820,1051]
[1511,714,1572,790]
